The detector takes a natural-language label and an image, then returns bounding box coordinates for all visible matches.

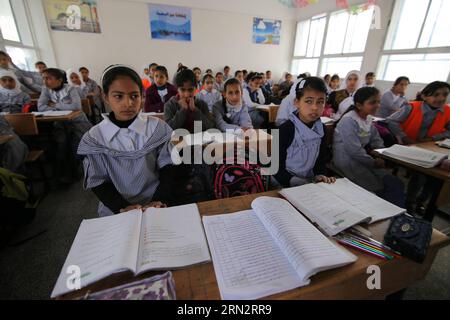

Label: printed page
[203,210,307,300]
[137,204,210,273]
[183,131,243,146]
[280,184,369,236]
[382,145,448,168]
[51,210,142,298]
[320,178,405,222]
[252,197,357,282]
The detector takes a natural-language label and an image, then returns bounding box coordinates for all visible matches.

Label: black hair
[0,51,8,57]
[154,65,169,78]
[330,74,340,82]
[266,70,271,74]
[224,66,230,70]
[297,73,308,79]
[79,66,89,72]
[421,81,450,97]
[295,77,328,100]
[43,68,68,90]
[415,91,424,102]
[148,63,158,69]
[234,70,242,77]
[176,69,196,88]
[393,76,410,87]
[339,87,380,121]
[366,72,376,78]
[202,74,214,83]
[35,61,47,67]
[101,65,143,95]
[223,78,241,93]
[215,72,223,77]
[246,72,263,83]
[206,69,212,73]
[193,67,201,72]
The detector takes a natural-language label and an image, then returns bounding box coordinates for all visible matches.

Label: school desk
[375,141,450,221]
[58,191,450,300]
[0,134,14,145]
[257,105,280,123]
[35,111,82,123]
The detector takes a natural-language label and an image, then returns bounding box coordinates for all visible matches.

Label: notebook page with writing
[51,210,142,298]
[252,197,357,282]
[203,210,306,300]
[280,184,369,236]
[136,204,210,274]
[320,178,405,223]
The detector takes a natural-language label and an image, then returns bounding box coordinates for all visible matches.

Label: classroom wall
[37,0,296,84]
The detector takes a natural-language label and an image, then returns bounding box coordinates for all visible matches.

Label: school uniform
[274,111,329,187]
[1,65,42,94]
[223,74,232,82]
[377,90,409,118]
[84,78,103,109]
[196,89,222,112]
[164,95,216,133]
[144,83,177,113]
[78,113,174,216]
[0,88,30,113]
[327,71,361,119]
[212,99,253,133]
[242,87,265,129]
[0,116,28,173]
[214,81,224,93]
[275,78,304,127]
[333,110,404,206]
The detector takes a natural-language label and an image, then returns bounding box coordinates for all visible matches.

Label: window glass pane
[343,7,373,53]
[5,46,37,71]
[306,15,326,58]
[419,0,450,48]
[377,53,450,83]
[0,0,20,42]
[291,58,319,76]
[384,0,429,50]
[324,11,348,54]
[294,20,309,57]
[9,0,34,46]
[321,56,363,77]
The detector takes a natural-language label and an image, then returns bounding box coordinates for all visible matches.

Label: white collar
[99,113,148,142]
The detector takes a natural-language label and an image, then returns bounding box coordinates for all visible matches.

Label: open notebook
[377,144,448,168]
[51,204,210,298]
[32,111,73,117]
[203,197,357,300]
[280,178,405,237]
[182,131,244,146]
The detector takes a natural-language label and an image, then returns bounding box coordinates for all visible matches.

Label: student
[212,78,252,133]
[196,74,221,112]
[278,73,294,94]
[327,70,361,119]
[242,72,266,128]
[172,64,187,86]
[205,69,213,75]
[377,76,410,118]
[79,66,103,110]
[223,66,232,81]
[35,61,47,74]
[214,72,225,92]
[78,65,173,217]
[164,69,215,133]
[242,70,248,80]
[324,74,331,86]
[0,116,28,173]
[329,74,341,93]
[0,70,31,113]
[386,81,450,215]
[0,51,42,94]
[364,72,376,87]
[193,67,203,91]
[333,87,405,206]
[148,63,158,85]
[68,69,89,99]
[266,70,274,88]
[235,70,244,87]
[144,65,177,113]
[261,73,273,96]
[274,77,335,187]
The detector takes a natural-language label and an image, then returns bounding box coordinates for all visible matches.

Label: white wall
[39,0,296,84]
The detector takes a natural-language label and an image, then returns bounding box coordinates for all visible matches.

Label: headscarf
[0,69,21,95]
[339,70,362,94]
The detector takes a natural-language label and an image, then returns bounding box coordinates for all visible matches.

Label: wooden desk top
[59,191,450,300]
[0,135,14,145]
[35,111,82,122]
[376,142,450,182]
[257,105,280,123]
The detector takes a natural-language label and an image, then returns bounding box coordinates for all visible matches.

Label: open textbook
[51,204,210,298]
[182,131,244,146]
[377,144,448,168]
[32,111,73,117]
[203,197,357,300]
[280,178,405,237]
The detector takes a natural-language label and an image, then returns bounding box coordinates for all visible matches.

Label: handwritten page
[203,210,306,300]
[51,210,142,298]
[137,204,210,273]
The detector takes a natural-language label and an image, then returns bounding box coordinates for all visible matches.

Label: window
[0,0,40,71]
[291,5,374,77]
[378,0,450,83]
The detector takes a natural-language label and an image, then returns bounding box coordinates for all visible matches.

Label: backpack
[214,158,265,199]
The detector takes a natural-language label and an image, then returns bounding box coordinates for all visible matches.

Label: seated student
[68,69,89,99]
[327,70,361,119]
[242,72,266,128]
[223,66,232,81]
[212,78,252,133]
[164,69,215,133]
[278,73,294,94]
[242,70,248,80]
[377,76,410,118]
[333,87,405,207]
[196,74,221,112]
[78,65,173,217]
[266,70,274,88]
[144,65,177,113]
[0,116,28,174]
[193,67,203,92]
[324,74,331,87]
[214,72,225,92]
[205,69,213,75]
[0,70,31,113]
[261,72,273,96]
[79,67,103,107]
[386,81,450,214]
[274,77,335,187]
[364,72,376,87]
[35,61,47,75]
[148,63,158,86]
[235,70,244,87]
[0,51,42,94]
[328,74,341,93]
[172,64,187,86]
